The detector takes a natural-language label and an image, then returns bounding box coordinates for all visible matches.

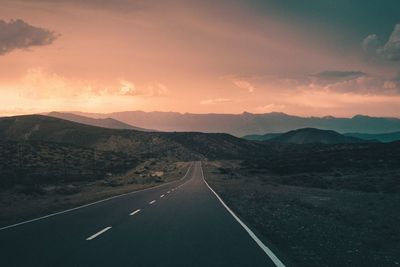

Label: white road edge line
[129,209,141,216]
[200,162,286,267]
[86,226,112,241]
[160,194,165,198]
[149,200,156,205]
[0,162,194,231]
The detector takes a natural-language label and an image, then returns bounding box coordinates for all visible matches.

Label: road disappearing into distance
[0,162,284,267]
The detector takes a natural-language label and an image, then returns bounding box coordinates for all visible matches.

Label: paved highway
[0,162,284,267]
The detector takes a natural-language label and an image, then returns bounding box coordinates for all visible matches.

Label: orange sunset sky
[0,0,399,117]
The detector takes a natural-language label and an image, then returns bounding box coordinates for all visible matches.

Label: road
[0,162,283,267]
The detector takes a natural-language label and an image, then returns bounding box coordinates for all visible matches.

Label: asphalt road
[0,162,281,267]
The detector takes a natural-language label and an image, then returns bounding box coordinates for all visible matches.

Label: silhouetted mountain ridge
[67,111,400,136]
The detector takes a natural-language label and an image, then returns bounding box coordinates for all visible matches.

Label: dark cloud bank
[363,24,400,61]
[0,19,58,55]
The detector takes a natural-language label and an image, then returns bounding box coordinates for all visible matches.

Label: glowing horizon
[1,0,399,118]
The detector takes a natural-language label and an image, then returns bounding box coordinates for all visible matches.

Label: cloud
[19,68,108,99]
[15,0,148,12]
[118,80,168,97]
[232,79,255,93]
[20,68,72,98]
[284,88,400,112]
[310,70,367,88]
[16,68,167,99]
[119,80,137,95]
[362,34,381,55]
[312,71,366,84]
[380,24,400,61]
[147,82,168,96]
[302,70,400,95]
[323,75,399,94]
[362,24,400,61]
[0,19,58,55]
[200,98,232,105]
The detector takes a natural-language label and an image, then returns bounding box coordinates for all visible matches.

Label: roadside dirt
[0,160,191,227]
[203,160,400,267]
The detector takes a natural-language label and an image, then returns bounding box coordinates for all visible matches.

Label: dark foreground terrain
[203,142,400,267]
[1,114,400,266]
[0,115,259,226]
[0,140,191,226]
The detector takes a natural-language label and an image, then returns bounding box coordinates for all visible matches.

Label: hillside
[0,115,262,160]
[71,111,400,136]
[47,112,152,131]
[344,131,400,143]
[242,133,281,141]
[245,131,400,143]
[268,128,367,144]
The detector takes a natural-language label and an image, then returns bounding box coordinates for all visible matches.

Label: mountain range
[0,115,262,160]
[62,111,400,136]
[1,114,398,188]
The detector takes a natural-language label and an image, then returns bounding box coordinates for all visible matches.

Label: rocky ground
[203,160,400,267]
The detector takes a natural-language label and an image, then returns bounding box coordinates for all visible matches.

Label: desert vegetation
[0,139,190,226]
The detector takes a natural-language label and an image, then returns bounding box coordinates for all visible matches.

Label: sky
[0,0,399,117]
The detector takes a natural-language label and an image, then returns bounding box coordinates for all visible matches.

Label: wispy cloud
[119,80,137,95]
[119,80,168,97]
[17,68,168,99]
[0,19,58,55]
[312,71,366,81]
[303,70,400,95]
[310,70,367,87]
[232,79,255,93]
[146,82,168,97]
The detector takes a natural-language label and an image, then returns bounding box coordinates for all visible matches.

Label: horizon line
[1,110,399,120]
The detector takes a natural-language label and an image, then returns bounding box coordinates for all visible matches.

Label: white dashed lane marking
[129,209,141,216]
[86,227,112,241]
